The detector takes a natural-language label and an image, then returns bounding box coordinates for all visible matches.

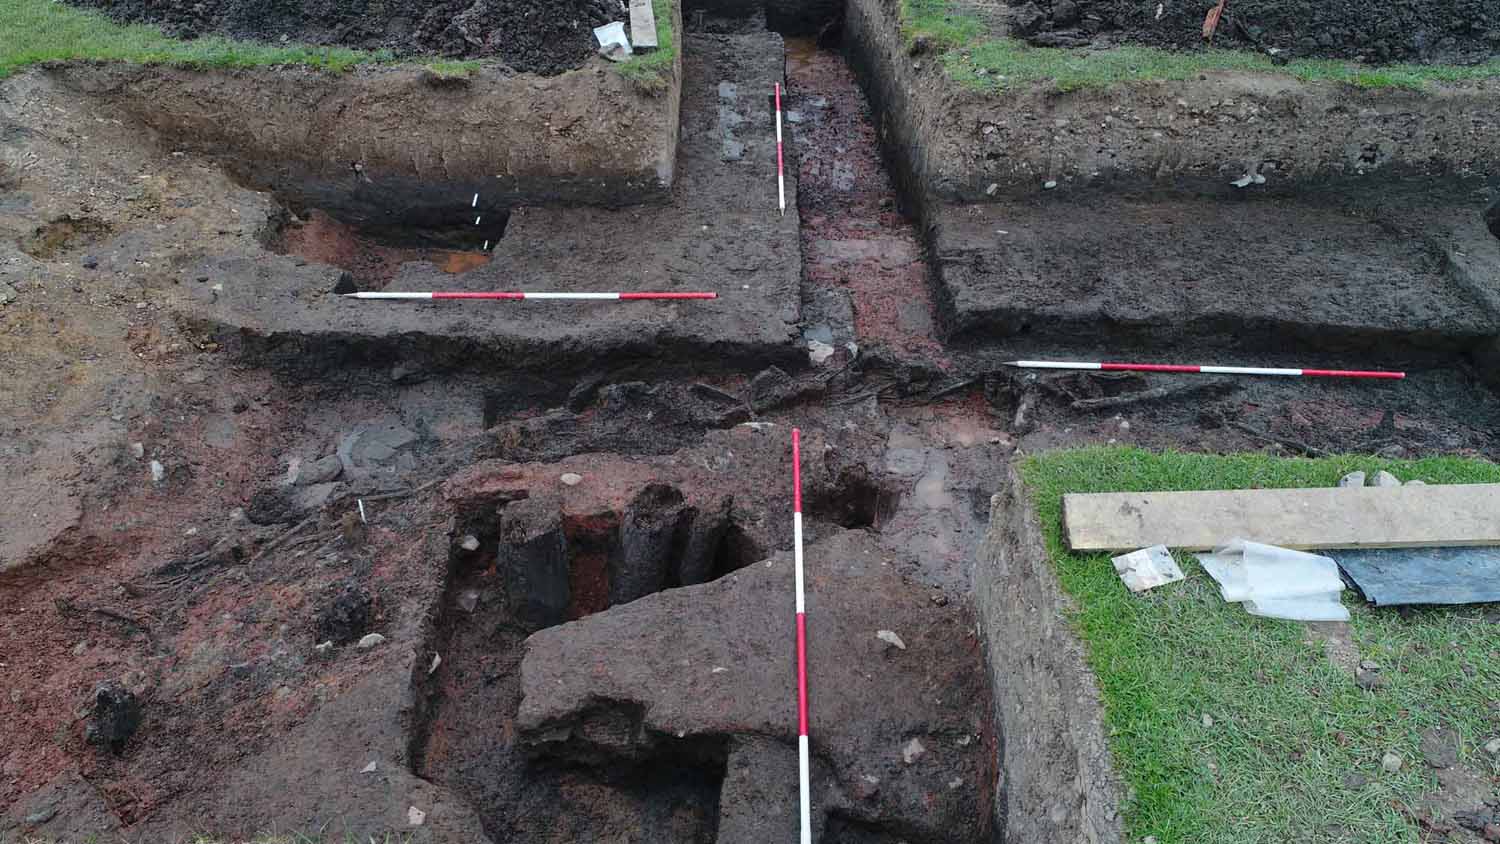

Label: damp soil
[1021,0,1500,65]
[65,0,623,72]
[6,10,1500,844]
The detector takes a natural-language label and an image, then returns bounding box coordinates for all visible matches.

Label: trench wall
[845,0,1500,202]
[48,4,683,227]
[974,466,1123,844]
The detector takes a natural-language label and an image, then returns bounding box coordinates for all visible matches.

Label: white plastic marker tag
[1111,545,1184,592]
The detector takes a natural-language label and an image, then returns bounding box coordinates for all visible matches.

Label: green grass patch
[617,0,679,94]
[0,0,392,79]
[899,0,1500,91]
[1021,447,1500,844]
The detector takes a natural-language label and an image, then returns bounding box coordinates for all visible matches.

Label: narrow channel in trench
[406,26,998,844]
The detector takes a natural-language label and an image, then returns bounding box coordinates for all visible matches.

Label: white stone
[360,761,377,773]
[876,630,907,650]
[460,535,480,552]
[1381,751,1403,773]
[357,633,386,650]
[902,737,926,764]
[149,460,166,483]
[407,806,426,826]
[560,472,583,487]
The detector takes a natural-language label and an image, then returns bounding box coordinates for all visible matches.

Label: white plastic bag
[1112,545,1185,592]
[1197,539,1349,621]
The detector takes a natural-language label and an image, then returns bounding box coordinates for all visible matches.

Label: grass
[617,0,679,94]
[900,0,1500,91]
[0,0,388,79]
[1020,447,1500,844]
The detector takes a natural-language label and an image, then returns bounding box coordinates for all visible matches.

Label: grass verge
[900,0,1500,91]
[617,0,679,94]
[1020,447,1500,844]
[0,0,390,80]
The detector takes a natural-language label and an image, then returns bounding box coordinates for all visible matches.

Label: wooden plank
[630,0,659,50]
[1061,484,1500,552]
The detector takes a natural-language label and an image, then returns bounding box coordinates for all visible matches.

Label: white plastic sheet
[1111,545,1185,592]
[1197,539,1349,621]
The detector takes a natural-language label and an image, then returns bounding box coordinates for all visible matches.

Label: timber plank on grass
[630,0,659,50]
[1061,484,1500,552]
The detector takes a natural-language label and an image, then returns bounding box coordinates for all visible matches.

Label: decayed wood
[1062,483,1500,552]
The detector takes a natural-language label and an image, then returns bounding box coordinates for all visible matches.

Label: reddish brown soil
[786,38,948,365]
[274,210,491,287]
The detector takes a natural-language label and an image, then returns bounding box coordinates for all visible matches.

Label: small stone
[361,761,377,773]
[1380,751,1403,773]
[130,442,145,459]
[295,454,342,486]
[457,589,480,613]
[24,807,58,825]
[1373,470,1402,488]
[428,653,442,675]
[876,630,907,650]
[149,460,166,483]
[72,641,88,656]
[1201,713,1214,728]
[407,806,426,827]
[985,182,999,196]
[1145,837,1158,844]
[81,255,99,269]
[902,737,926,764]
[135,301,148,310]
[314,641,334,656]
[460,535,481,552]
[85,682,142,754]
[1043,180,1058,190]
[0,282,18,305]
[930,593,949,607]
[560,472,583,487]
[1484,737,1500,755]
[1419,727,1459,769]
[1359,659,1379,672]
[356,633,386,650]
[1338,471,1366,488]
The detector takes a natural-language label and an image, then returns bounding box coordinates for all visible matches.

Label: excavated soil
[68,0,623,72]
[6,4,1500,843]
[1019,0,1500,65]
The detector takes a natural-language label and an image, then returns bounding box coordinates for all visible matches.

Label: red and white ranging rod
[342,291,717,301]
[791,428,812,844]
[1004,360,1406,380]
[774,82,787,217]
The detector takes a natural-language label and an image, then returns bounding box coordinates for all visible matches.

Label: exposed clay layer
[846,0,1500,201]
[166,32,803,379]
[974,467,1123,844]
[48,35,682,226]
[931,187,1500,365]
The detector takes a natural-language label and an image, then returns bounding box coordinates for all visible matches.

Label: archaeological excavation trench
[3,0,1500,841]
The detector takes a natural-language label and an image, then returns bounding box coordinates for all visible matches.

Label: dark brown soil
[67,0,621,73]
[1022,0,1500,65]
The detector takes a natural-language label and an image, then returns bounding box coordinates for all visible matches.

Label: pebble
[361,761,377,773]
[407,806,426,827]
[560,472,583,487]
[314,641,334,656]
[1485,737,1500,755]
[901,737,926,764]
[72,641,88,656]
[1380,751,1403,773]
[985,182,999,196]
[428,653,442,675]
[135,301,148,310]
[1043,180,1058,190]
[457,589,480,613]
[130,442,145,459]
[1338,471,1365,488]
[460,535,481,552]
[0,282,17,306]
[1373,470,1402,488]
[356,633,386,650]
[1201,713,1214,728]
[149,460,166,483]
[876,630,907,650]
